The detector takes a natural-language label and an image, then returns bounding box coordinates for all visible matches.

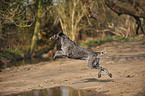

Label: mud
[5,86,108,96]
[0,40,145,96]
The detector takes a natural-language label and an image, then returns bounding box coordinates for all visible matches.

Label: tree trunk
[30,0,42,53]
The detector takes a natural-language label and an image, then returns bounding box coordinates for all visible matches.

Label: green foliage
[80,35,145,48]
[0,0,144,68]
[80,38,113,48]
[5,49,23,56]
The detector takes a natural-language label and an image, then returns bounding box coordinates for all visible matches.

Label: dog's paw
[53,57,56,61]
[109,73,112,78]
[98,74,101,78]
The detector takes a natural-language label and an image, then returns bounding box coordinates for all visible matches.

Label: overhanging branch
[83,0,98,20]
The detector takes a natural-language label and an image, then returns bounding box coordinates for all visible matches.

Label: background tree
[54,0,87,42]
[0,0,144,68]
[83,0,145,35]
[30,0,42,54]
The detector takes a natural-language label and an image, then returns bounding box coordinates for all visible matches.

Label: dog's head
[49,31,64,42]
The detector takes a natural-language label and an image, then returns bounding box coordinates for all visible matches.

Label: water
[7,57,50,68]
[5,86,108,96]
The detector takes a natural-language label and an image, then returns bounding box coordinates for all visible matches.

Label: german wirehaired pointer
[50,31,112,78]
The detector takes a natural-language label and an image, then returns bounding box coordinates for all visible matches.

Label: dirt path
[0,40,145,96]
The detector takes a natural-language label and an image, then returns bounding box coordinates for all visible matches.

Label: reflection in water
[6,86,108,96]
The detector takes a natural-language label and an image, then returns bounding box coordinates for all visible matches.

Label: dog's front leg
[53,50,67,60]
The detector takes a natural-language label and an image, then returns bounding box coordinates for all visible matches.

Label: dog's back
[59,33,98,59]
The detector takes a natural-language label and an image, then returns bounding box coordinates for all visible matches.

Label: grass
[5,49,23,56]
[80,35,145,48]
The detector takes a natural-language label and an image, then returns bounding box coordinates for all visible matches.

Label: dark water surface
[5,86,108,96]
[8,57,50,68]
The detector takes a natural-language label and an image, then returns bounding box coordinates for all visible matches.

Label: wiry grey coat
[50,31,112,78]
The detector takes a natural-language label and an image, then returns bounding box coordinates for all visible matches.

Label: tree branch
[104,0,145,18]
[83,0,98,20]
[104,0,145,34]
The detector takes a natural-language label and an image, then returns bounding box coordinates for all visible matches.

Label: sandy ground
[0,40,145,96]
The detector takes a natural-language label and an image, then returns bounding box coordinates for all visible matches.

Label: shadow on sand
[82,78,114,83]
[73,78,114,84]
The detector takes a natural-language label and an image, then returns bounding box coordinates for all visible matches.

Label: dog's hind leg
[53,50,67,60]
[94,57,112,78]
[103,67,112,78]
[86,56,97,69]
[98,67,112,78]
[98,67,102,78]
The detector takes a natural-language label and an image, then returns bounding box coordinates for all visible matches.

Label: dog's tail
[96,50,107,55]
